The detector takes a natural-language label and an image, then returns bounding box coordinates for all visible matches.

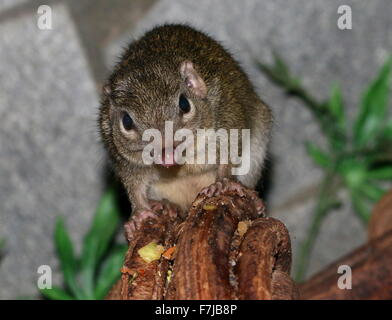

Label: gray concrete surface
[0,0,27,11]
[67,0,156,85]
[0,3,103,299]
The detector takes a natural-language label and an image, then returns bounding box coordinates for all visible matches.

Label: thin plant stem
[294,172,338,282]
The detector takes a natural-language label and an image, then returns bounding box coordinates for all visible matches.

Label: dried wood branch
[300,189,392,300]
[368,190,392,241]
[236,218,297,300]
[113,207,182,300]
[106,182,297,300]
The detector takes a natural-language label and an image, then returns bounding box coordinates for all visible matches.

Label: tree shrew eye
[121,112,133,131]
[179,94,191,113]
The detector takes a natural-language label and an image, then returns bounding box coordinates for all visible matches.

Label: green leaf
[358,182,386,202]
[94,245,127,300]
[326,83,347,151]
[0,239,5,260]
[306,142,332,169]
[351,191,371,224]
[367,166,392,180]
[80,187,121,298]
[0,239,5,252]
[384,120,392,139]
[41,287,74,300]
[328,83,345,129]
[257,53,300,91]
[274,53,301,89]
[273,52,291,78]
[339,158,367,189]
[354,58,392,148]
[54,217,82,299]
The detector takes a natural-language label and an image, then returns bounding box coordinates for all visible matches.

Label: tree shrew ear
[180,61,207,99]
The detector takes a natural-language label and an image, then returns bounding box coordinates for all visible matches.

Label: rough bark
[106,183,297,300]
[368,189,392,241]
[106,187,392,300]
[300,189,392,300]
[236,218,296,300]
[113,207,181,300]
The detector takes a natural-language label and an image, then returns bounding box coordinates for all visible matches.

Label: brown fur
[98,24,272,214]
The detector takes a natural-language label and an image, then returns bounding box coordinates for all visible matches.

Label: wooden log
[299,230,392,299]
[166,187,263,299]
[300,189,392,300]
[368,190,392,241]
[236,218,297,300]
[106,206,182,300]
[106,182,297,300]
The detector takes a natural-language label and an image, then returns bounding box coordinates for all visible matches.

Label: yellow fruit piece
[203,204,217,211]
[237,221,250,237]
[138,241,165,263]
[166,270,173,283]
